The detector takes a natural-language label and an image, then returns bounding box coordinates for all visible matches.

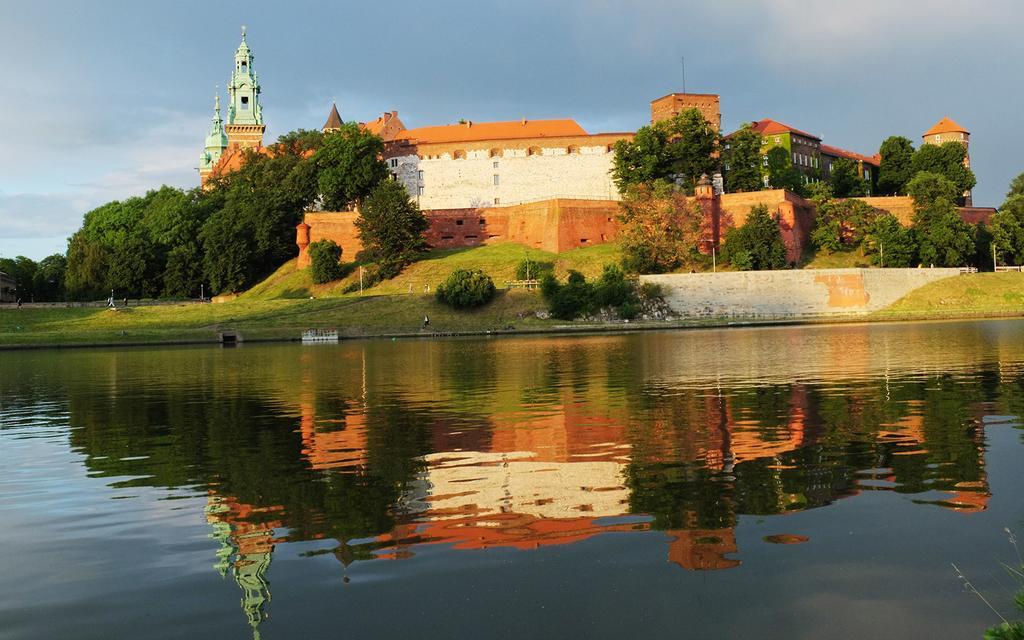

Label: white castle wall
[390,144,620,210]
[643,268,963,318]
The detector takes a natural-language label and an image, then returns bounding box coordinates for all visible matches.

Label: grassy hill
[241,241,622,301]
[873,272,1024,318]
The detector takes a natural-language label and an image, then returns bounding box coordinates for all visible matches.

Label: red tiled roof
[395,119,588,144]
[820,144,880,167]
[749,118,821,141]
[924,117,968,137]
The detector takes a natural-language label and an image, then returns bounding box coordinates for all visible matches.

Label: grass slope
[874,272,1024,317]
[240,242,622,301]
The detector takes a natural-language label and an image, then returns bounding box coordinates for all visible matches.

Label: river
[2,319,1023,638]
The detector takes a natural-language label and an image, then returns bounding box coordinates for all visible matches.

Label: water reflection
[2,320,1024,638]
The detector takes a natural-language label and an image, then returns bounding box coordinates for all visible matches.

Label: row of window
[792,152,819,168]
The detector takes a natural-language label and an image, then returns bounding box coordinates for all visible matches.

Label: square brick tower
[650,93,721,131]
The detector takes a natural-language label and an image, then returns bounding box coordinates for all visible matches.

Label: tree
[1007,172,1024,200]
[275,129,325,156]
[308,239,344,284]
[0,255,38,300]
[355,179,429,274]
[911,142,976,201]
[877,136,915,195]
[617,182,703,273]
[201,148,318,294]
[724,124,763,193]
[908,173,975,266]
[612,108,719,193]
[723,204,787,270]
[314,123,389,211]
[32,254,67,301]
[811,197,879,252]
[864,214,917,267]
[106,230,159,297]
[828,158,869,198]
[991,195,1024,266]
[65,232,110,300]
[435,269,496,308]
[766,146,803,195]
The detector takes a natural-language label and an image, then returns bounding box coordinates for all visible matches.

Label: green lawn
[241,242,623,301]
[0,290,561,346]
[874,272,1024,318]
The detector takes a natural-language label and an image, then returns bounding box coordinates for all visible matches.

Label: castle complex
[197,30,989,267]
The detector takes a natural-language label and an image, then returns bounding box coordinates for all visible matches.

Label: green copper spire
[199,94,228,174]
[227,26,262,126]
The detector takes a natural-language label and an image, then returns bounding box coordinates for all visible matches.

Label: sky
[1,0,1022,260]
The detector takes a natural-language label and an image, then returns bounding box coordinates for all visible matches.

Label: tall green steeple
[227,26,263,126]
[199,94,228,178]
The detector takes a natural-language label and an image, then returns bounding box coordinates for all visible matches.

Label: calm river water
[2,320,1024,639]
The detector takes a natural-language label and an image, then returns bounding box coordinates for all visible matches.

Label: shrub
[435,269,496,309]
[638,281,664,301]
[308,239,344,284]
[515,257,554,281]
[541,268,638,320]
[722,204,787,270]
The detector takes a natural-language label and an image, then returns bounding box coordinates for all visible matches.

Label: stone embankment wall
[641,268,962,317]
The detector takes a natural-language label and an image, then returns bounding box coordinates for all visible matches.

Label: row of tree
[0,254,67,302]
[43,124,426,300]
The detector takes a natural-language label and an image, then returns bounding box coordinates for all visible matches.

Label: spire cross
[241,25,247,40]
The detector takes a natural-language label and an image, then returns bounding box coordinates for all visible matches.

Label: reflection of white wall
[390,146,619,210]
[407,451,629,520]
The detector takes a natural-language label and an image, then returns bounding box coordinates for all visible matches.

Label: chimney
[521,117,527,125]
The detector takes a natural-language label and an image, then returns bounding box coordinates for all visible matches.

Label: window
[567,145,580,154]
[489,148,503,158]
[763,176,770,187]
[793,152,798,164]
[527,146,541,156]
[479,218,486,224]
[390,158,398,168]
[418,170,424,181]
[241,96,249,110]
[455,219,464,226]
[453,149,466,159]
[417,185,424,196]
[935,135,941,142]
[493,198,500,205]
[580,238,589,244]
[762,155,769,167]
[493,161,499,169]
[493,174,499,186]
[774,136,781,143]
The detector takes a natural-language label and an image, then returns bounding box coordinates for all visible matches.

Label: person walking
[422,315,430,329]
[16,297,21,309]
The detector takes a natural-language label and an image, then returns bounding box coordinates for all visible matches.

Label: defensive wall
[297,199,621,267]
[641,268,962,318]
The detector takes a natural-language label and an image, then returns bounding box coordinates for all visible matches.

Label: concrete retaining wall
[642,268,962,317]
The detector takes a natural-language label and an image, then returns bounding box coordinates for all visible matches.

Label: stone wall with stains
[642,268,963,317]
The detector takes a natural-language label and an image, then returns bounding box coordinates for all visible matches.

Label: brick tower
[650,93,721,132]
[923,117,971,205]
[224,26,265,150]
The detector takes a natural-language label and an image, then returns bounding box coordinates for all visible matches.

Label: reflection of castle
[205,493,283,639]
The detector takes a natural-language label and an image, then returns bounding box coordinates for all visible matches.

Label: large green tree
[612,108,719,193]
[724,124,763,193]
[877,136,915,195]
[863,214,918,267]
[828,158,869,198]
[0,255,38,300]
[617,182,703,273]
[911,142,976,202]
[201,147,319,294]
[907,172,975,266]
[723,204,788,270]
[355,179,429,274]
[991,195,1024,266]
[810,197,879,252]
[314,123,389,211]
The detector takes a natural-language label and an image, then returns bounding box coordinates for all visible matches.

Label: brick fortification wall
[718,190,816,264]
[297,199,621,267]
[643,268,962,318]
[851,196,995,227]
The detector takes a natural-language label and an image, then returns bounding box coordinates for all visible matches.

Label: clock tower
[224,26,265,149]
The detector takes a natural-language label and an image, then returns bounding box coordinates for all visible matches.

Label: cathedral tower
[198,95,228,183]
[224,26,265,149]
